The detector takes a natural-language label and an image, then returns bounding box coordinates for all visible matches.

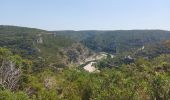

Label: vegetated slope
[0,25,93,69]
[2,47,170,100]
[1,25,170,68]
[2,26,170,100]
[54,30,170,53]
[0,25,45,57]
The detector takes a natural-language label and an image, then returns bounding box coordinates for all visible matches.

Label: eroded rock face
[37,34,43,44]
[83,62,97,72]
[65,43,93,64]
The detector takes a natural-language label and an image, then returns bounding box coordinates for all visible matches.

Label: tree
[0,48,23,90]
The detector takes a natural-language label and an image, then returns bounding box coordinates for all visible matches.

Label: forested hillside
[54,30,170,53]
[1,25,170,99]
[0,25,93,70]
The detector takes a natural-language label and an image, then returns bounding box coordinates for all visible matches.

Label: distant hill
[1,25,170,68]
[0,25,88,68]
[0,25,93,66]
[53,30,170,53]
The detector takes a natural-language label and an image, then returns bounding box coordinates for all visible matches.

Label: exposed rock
[37,34,43,44]
[83,62,97,72]
[65,43,93,64]
[123,55,135,64]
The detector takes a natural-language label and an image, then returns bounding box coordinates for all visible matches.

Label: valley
[1,25,170,99]
[81,52,114,72]
[1,0,170,99]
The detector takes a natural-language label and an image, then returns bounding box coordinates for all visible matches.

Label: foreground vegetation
[1,47,170,100]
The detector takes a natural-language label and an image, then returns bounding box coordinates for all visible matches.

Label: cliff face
[36,34,43,44]
[65,43,94,64]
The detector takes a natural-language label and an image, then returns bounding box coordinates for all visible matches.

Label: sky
[0,0,170,30]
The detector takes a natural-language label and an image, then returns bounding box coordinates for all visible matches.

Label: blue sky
[0,0,170,30]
